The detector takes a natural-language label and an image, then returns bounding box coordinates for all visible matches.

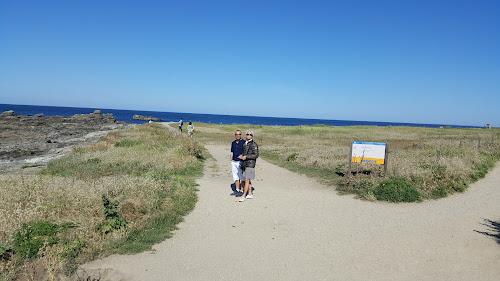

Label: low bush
[182,140,205,160]
[13,221,76,259]
[114,139,141,147]
[0,243,13,261]
[99,194,127,234]
[287,153,298,162]
[373,177,421,202]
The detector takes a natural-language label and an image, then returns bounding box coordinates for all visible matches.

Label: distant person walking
[178,118,184,133]
[230,130,245,196]
[238,130,258,202]
[187,121,194,137]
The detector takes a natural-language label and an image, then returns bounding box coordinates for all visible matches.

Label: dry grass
[191,123,500,200]
[0,123,207,280]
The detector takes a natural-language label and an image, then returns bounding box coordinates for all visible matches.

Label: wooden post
[478,138,481,149]
[384,144,389,176]
[348,142,353,179]
[436,150,440,161]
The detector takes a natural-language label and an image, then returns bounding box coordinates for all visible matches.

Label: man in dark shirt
[230,130,245,196]
[178,118,183,132]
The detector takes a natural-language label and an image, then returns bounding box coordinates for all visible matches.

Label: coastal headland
[0,110,133,172]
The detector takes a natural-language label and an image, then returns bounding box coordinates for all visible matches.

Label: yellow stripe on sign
[351,157,385,165]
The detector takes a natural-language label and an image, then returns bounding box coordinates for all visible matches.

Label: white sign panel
[351,141,387,164]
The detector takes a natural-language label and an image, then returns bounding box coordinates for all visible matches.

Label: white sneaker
[239,197,245,202]
[246,194,253,199]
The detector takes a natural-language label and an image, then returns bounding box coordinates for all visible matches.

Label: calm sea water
[0,104,477,128]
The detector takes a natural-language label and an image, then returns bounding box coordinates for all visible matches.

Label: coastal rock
[0,112,132,172]
[133,114,165,121]
[34,113,43,117]
[73,111,117,122]
[1,110,15,116]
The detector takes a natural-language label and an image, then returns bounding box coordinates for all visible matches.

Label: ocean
[0,104,478,128]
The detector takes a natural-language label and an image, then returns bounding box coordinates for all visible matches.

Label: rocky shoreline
[133,114,165,121]
[0,110,134,172]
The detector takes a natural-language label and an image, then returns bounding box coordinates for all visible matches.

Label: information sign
[351,141,387,165]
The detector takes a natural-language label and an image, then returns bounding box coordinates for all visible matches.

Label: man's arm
[230,143,234,161]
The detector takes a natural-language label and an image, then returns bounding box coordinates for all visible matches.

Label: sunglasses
[235,134,241,135]
[246,134,252,136]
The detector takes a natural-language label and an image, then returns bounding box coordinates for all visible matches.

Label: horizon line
[0,102,485,128]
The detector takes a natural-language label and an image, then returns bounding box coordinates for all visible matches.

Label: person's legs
[231,161,243,195]
[243,168,255,198]
[247,179,252,196]
[242,168,254,197]
[238,165,245,192]
[240,168,254,201]
[243,178,250,196]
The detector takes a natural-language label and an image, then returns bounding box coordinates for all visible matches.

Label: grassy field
[0,123,207,280]
[1,121,498,279]
[187,122,500,202]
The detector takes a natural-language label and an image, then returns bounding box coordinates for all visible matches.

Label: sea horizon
[0,103,481,129]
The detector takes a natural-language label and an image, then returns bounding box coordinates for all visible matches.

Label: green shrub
[287,153,298,162]
[100,194,127,234]
[12,221,75,259]
[86,157,101,164]
[470,162,489,181]
[114,139,141,147]
[0,243,13,261]
[431,185,448,199]
[373,177,421,202]
[182,141,205,160]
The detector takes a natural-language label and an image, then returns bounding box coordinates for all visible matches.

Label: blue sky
[0,0,498,126]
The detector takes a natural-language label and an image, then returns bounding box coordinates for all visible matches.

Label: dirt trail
[80,135,500,280]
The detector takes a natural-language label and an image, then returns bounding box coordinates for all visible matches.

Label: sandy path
[80,142,500,281]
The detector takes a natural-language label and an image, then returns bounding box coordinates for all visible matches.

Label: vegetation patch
[373,178,421,203]
[21,164,39,169]
[114,139,141,147]
[99,194,127,234]
[13,221,76,259]
[0,123,207,280]
[0,243,13,261]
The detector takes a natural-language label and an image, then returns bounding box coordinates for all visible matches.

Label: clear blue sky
[0,0,498,126]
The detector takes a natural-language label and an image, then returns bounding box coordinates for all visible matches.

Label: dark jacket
[243,139,259,168]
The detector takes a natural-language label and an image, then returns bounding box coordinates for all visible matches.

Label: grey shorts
[243,167,255,180]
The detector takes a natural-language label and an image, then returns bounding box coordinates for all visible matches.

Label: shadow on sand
[474,219,500,245]
[230,183,255,193]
